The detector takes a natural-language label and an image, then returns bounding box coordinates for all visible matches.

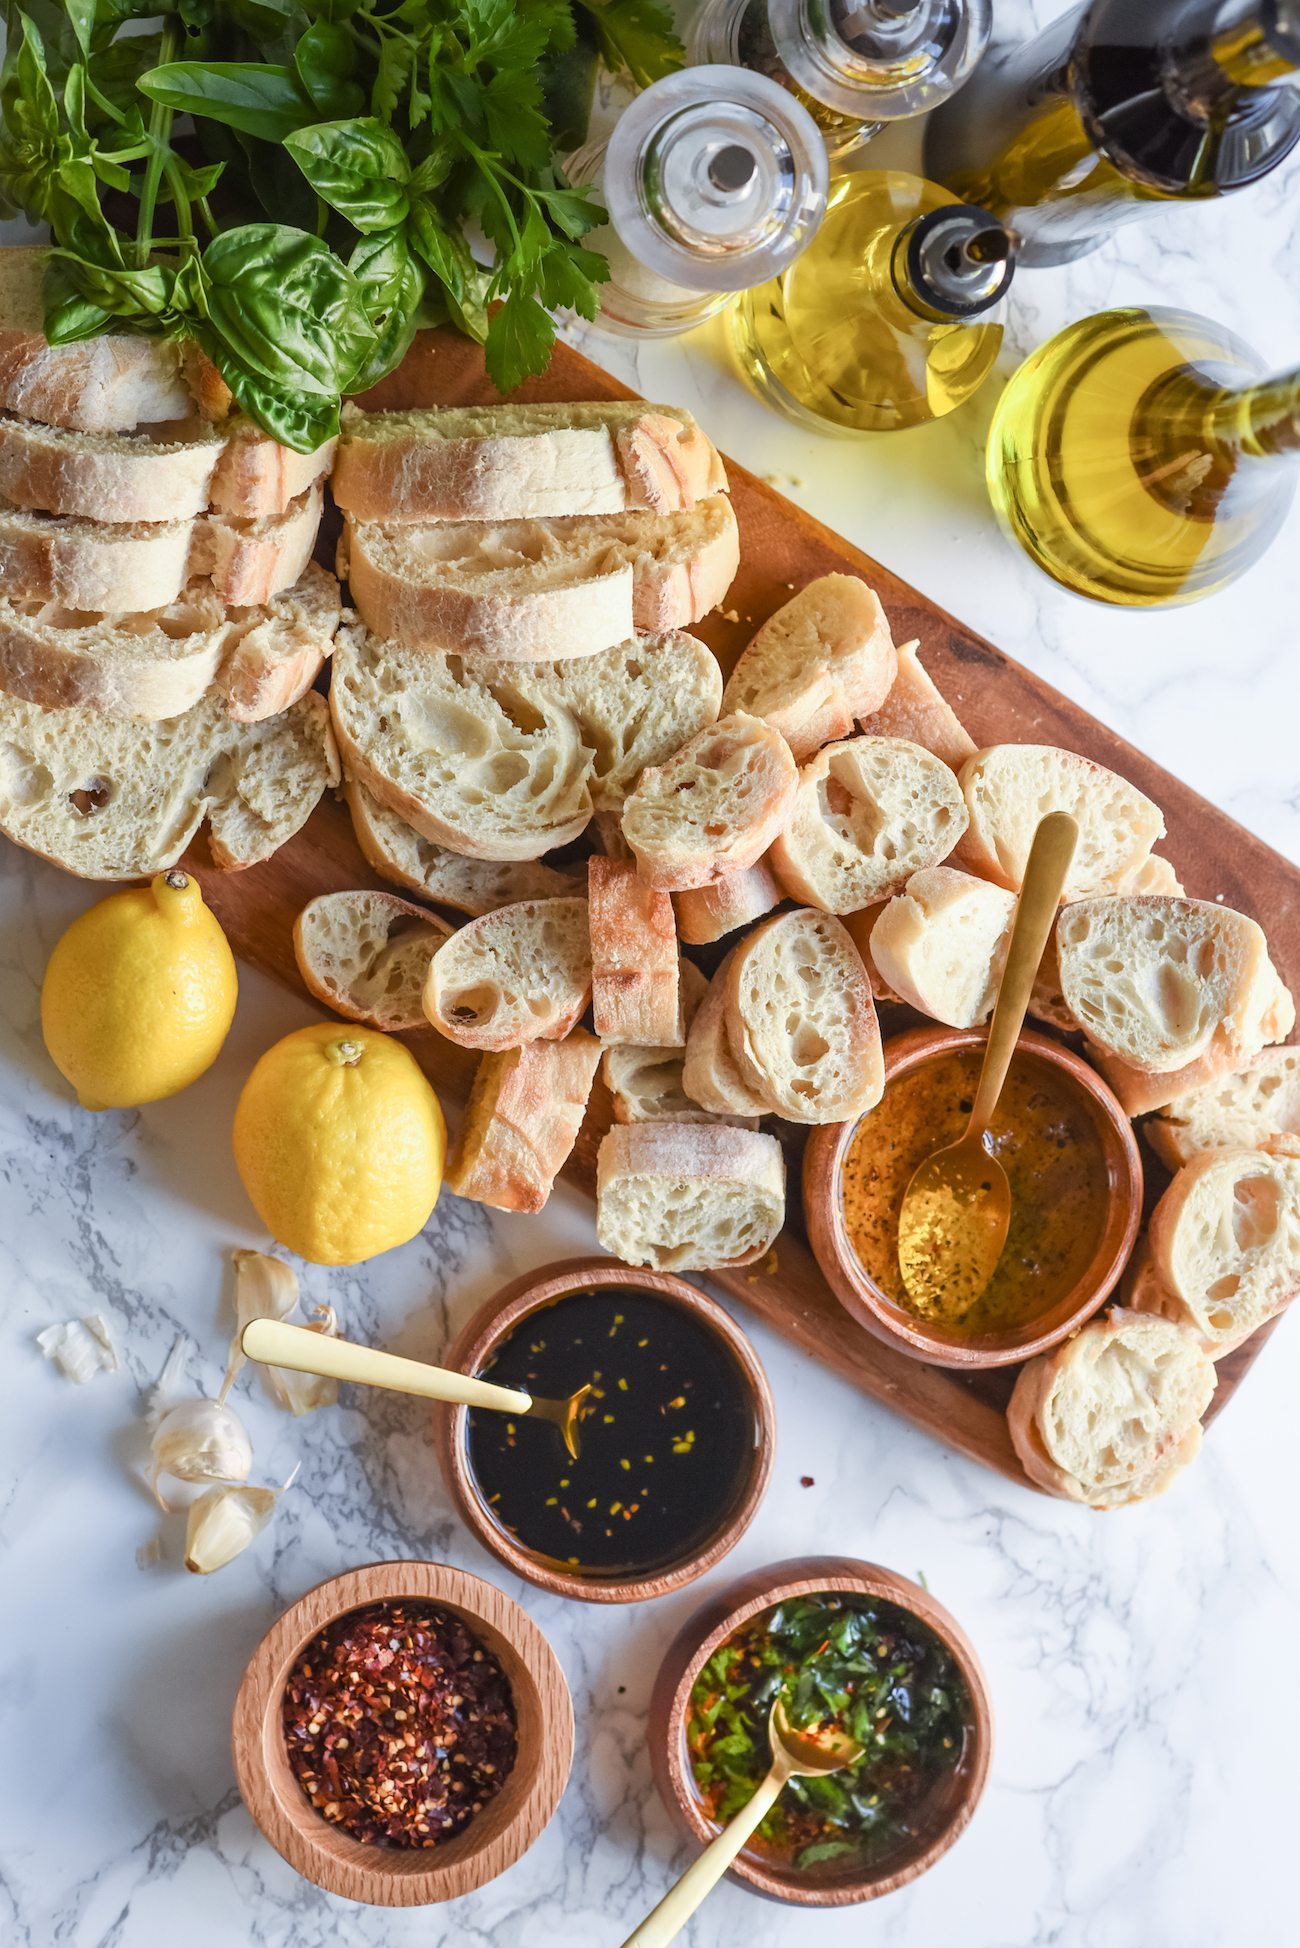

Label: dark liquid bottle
[923,0,1300,266]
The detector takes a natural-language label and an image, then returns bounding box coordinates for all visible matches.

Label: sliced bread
[620,711,799,892]
[217,562,342,724]
[725,909,883,1123]
[340,495,739,659]
[1006,1308,1215,1508]
[1145,1046,1300,1170]
[332,399,727,522]
[531,631,723,810]
[1133,1147,1300,1356]
[858,639,976,771]
[603,962,753,1125]
[957,744,1166,899]
[588,856,682,1047]
[595,1122,785,1271]
[293,890,453,1033]
[682,951,774,1119]
[344,778,578,916]
[769,735,967,914]
[868,867,1017,1028]
[423,896,591,1050]
[446,1030,603,1213]
[843,904,902,1005]
[720,574,897,762]
[674,856,784,946]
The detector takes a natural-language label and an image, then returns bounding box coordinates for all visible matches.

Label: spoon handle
[620,1765,788,1948]
[969,810,1079,1138]
[240,1319,533,1415]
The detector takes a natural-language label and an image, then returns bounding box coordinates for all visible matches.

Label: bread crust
[446,1031,602,1212]
[682,950,772,1119]
[595,1122,785,1271]
[0,251,194,430]
[344,778,578,916]
[858,640,975,770]
[674,857,783,945]
[293,889,452,1032]
[721,574,897,763]
[1145,1044,1300,1170]
[588,856,682,1047]
[423,896,592,1050]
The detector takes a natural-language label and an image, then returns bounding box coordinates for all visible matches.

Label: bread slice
[208,419,335,519]
[957,744,1166,900]
[770,735,967,915]
[341,495,739,659]
[344,779,577,916]
[1133,1147,1300,1356]
[1006,1308,1216,1508]
[725,909,883,1123]
[595,1122,785,1271]
[332,399,727,522]
[294,890,452,1033]
[530,631,723,811]
[674,856,783,945]
[447,1030,603,1213]
[216,562,342,724]
[842,904,902,1005]
[720,575,897,762]
[588,856,681,1046]
[423,896,591,1050]
[858,639,976,771]
[682,951,773,1119]
[603,962,754,1125]
[0,686,338,879]
[1146,1046,1300,1170]
[620,711,798,892]
[869,867,1017,1028]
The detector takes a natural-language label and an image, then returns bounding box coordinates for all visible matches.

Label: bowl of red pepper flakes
[648,1556,992,1909]
[232,1562,573,1907]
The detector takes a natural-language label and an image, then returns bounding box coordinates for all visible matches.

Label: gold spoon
[240,1318,594,1460]
[896,809,1079,1324]
[621,1698,863,1948]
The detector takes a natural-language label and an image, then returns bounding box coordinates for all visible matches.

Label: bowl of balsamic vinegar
[434,1258,776,1603]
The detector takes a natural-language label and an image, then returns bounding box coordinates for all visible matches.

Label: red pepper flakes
[282,1600,517,1849]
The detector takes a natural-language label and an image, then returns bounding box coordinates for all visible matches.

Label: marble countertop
[3,4,1299,1943]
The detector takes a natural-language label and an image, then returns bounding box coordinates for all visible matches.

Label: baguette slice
[621,711,798,892]
[726,909,883,1123]
[1146,1046,1300,1170]
[674,856,783,946]
[770,735,967,915]
[341,495,739,659]
[344,779,577,916]
[294,890,453,1032]
[858,639,976,771]
[595,1123,785,1271]
[423,897,591,1050]
[843,904,902,1006]
[588,856,681,1046]
[1006,1308,1216,1508]
[720,575,897,762]
[447,1031,602,1213]
[216,562,342,724]
[1133,1147,1300,1356]
[682,951,773,1119]
[333,400,727,522]
[957,744,1166,900]
[0,686,338,879]
[868,867,1017,1028]
[603,962,755,1125]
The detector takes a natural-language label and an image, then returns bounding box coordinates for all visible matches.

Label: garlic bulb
[220,1250,300,1401]
[183,1464,298,1575]
[37,1314,119,1383]
[149,1398,253,1510]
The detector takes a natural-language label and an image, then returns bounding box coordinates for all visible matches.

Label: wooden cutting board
[190,328,1295,1492]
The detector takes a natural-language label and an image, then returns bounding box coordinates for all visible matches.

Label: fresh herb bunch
[688,1595,971,1871]
[0,0,682,450]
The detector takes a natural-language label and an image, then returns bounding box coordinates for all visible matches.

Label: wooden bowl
[649,1555,993,1908]
[434,1257,775,1605]
[804,1025,1143,1370]
[232,1560,573,1907]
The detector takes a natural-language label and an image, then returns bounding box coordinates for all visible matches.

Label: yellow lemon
[41,869,238,1110]
[233,1024,445,1265]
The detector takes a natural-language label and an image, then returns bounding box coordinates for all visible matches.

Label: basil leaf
[197,332,341,453]
[407,198,475,303]
[284,116,409,233]
[63,0,96,55]
[138,61,316,142]
[348,228,411,316]
[347,255,423,393]
[201,223,377,397]
[44,254,175,342]
[293,22,364,117]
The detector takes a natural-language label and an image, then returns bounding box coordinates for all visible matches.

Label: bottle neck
[890,204,1015,322]
[769,0,990,121]
[1210,1,1300,86]
[1203,369,1300,454]
[1140,364,1300,517]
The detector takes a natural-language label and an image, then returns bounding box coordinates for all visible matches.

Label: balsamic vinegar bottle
[924,0,1300,266]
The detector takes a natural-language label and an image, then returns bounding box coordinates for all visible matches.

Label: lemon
[41,869,238,1110]
[233,1024,445,1265]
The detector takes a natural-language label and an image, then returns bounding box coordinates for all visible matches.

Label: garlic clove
[149,1397,253,1510]
[183,1484,277,1574]
[37,1314,119,1383]
[220,1250,300,1402]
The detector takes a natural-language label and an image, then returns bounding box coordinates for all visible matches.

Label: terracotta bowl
[649,1555,993,1908]
[434,1256,775,1605]
[804,1025,1143,1370]
[232,1560,573,1907]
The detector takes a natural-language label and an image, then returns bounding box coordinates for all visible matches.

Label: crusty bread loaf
[603,962,754,1125]
[294,890,452,1032]
[1006,1308,1216,1508]
[725,909,883,1123]
[341,495,739,659]
[621,711,798,892]
[332,399,727,523]
[588,856,681,1046]
[682,951,773,1118]
[957,744,1166,900]
[1146,1045,1300,1170]
[344,778,577,916]
[720,575,897,762]
[447,1030,602,1212]
[595,1122,785,1271]
[868,867,1017,1028]
[770,735,967,914]
[423,896,591,1050]
[674,856,783,945]
[0,686,338,879]
[857,639,975,771]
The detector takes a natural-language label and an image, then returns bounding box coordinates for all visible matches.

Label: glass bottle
[691,0,991,157]
[985,307,1300,606]
[565,67,827,337]
[924,0,1300,267]
[730,170,1014,433]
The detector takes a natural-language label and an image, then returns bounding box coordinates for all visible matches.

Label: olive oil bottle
[985,308,1300,605]
[731,171,1014,432]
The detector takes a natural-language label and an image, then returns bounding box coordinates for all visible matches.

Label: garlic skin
[221,1250,300,1401]
[183,1484,278,1574]
[37,1314,119,1382]
[149,1398,253,1510]
[264,1303,340,1416]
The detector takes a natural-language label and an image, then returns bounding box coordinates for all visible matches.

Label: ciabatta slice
[725,909,883,1123]
[957,744,1165,899]
[294,890,452,1033]
[858,639,976,771]
[588,856,681,1046]
[423,897,591,1050]
[447,1031,602,1213]
[869,867,1017,1028]
[770,735,967,914]
[682,951,773,1119]
[720,574,897,762]
[674,857,783,945]
[1146,1046,1300,1170]
[344,779,577,916]
[603,963,752,1125]
[595,1123,785,1271]
[1135,1147,1300,1356]
[621,711,798,892]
